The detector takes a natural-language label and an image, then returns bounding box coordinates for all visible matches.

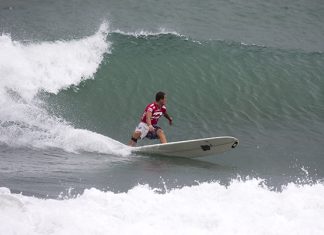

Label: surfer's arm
[164,112,173,125]
[146,111,154,131]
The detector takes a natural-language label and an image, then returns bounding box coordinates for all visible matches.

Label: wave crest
[0,22,128,154]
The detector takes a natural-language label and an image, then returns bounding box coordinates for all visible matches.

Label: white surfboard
[132,136,239,158]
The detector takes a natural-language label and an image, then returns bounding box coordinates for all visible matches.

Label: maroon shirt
[140,102,166,125]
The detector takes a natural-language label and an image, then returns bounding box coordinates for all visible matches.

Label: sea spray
[0,22,128,155]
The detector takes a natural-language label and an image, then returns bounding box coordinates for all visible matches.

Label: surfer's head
[156,91,166,101]
[156,91,166,106]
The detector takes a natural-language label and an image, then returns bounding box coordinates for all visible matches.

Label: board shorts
[135,122,162,140]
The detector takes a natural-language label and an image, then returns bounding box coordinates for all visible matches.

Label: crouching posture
[129,91,173,146]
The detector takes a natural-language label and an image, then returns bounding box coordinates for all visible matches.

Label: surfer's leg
[129,123,149,146]
[156,129,167,144]
[128,131,141,146]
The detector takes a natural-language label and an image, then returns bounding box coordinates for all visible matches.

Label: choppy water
[1,0,324,234]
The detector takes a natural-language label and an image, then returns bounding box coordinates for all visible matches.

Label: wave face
[44,31,324,149]
[1,24,324,161]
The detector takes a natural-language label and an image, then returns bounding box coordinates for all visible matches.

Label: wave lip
[112,27,184,38]
[0,22,110,101]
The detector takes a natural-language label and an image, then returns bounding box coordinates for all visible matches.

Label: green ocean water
[1,0,324,197]
[38,32,324,193]
[46,33,324,144]
[2,2,324,233]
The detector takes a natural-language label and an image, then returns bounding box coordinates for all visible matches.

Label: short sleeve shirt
[140,102,166,125]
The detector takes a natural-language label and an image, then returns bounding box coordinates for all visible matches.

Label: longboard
[132,136,239,158]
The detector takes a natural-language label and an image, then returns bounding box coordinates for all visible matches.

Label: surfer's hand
[148,125,154,132]
[168,117,173,125]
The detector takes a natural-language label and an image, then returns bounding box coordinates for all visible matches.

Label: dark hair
[155,91,166,101]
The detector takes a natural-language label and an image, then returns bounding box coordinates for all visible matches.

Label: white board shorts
[135,122,150,139]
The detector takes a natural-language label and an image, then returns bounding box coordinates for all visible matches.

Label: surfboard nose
[232,139,239,148]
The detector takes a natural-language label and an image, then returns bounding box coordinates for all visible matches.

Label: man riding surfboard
[129,91,173,146]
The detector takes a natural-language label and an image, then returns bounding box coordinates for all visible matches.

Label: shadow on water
[95,152,242,194]
[132,153,237,172]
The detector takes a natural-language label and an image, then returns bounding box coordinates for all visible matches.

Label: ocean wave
[0,22,129,154]
[0,22,109,101]
[110,29,324,53]
[0,179,323,235]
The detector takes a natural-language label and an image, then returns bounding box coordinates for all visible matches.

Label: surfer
[129,91,173,146]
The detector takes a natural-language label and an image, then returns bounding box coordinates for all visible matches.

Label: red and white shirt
[140,102,166,125]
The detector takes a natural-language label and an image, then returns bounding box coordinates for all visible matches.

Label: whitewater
[1,179,323,235]
[0,23,129,155]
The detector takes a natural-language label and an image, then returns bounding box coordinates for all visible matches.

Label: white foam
[0,22,130,155]
[113,28,183,38]
[0,23,109,101]
[0,179,323,235]
[113,28,204,45]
